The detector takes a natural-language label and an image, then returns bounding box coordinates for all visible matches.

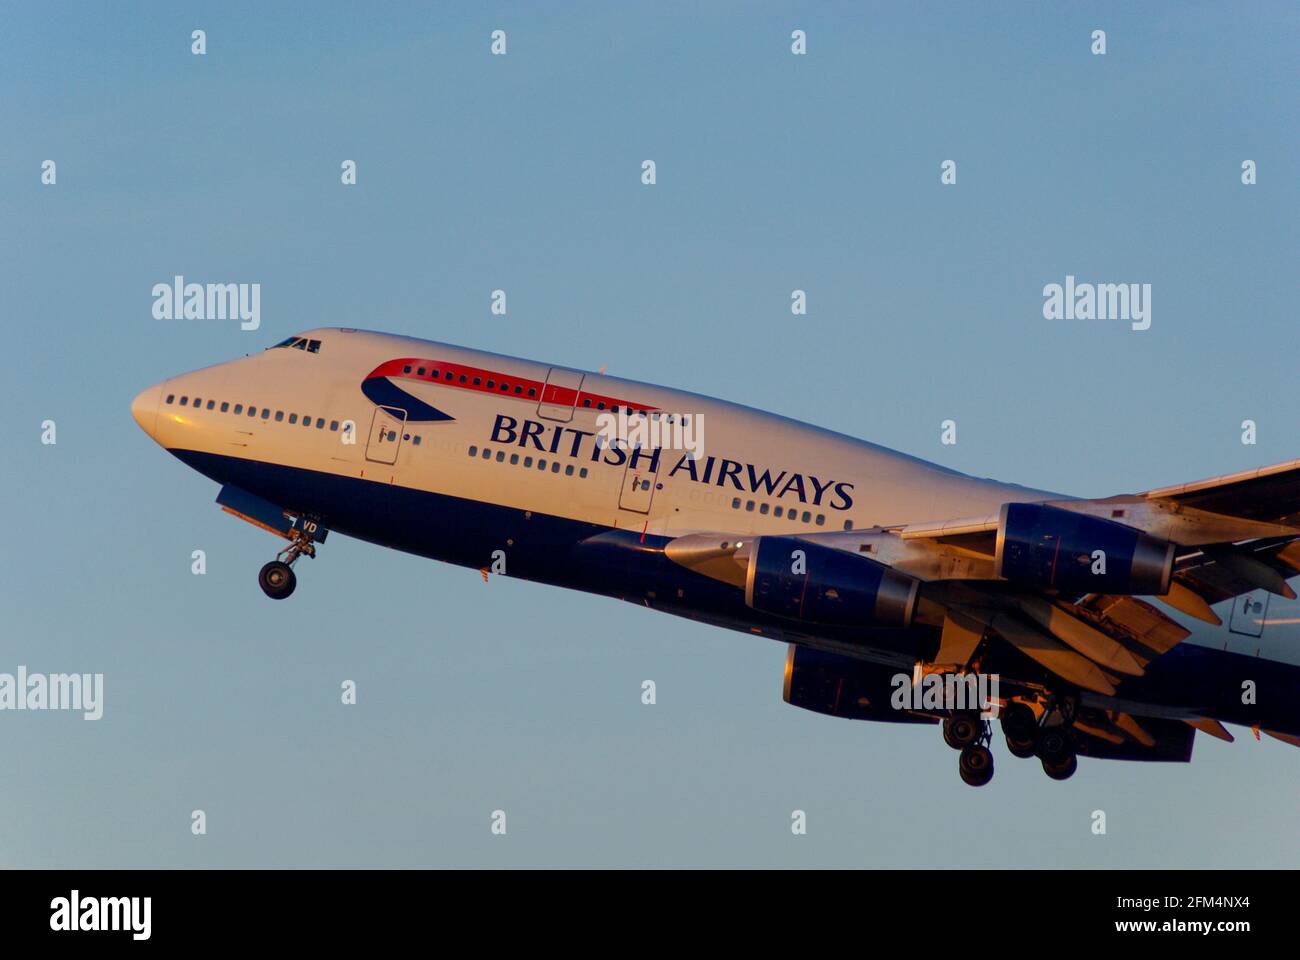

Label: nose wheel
[257,526,317,600]
[258,560,297,599]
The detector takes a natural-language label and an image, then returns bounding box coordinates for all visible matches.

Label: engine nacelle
[745,536,919,628]
[783,645,936,723]
[995,502,1175,596]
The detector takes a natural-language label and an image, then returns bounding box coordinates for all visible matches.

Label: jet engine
[745,536,919,628]
[783,645,936,723]
[995,502,1175,596]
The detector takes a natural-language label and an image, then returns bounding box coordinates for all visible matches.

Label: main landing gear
[1000,699,1079,781]
[940,698,1082,786]
[258,527,317,600]
[942,711,994,787]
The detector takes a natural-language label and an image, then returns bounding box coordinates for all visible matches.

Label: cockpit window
[269,336,323,353]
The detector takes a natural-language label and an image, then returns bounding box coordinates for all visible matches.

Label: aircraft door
[1228,589,1268,639]
[365,405,407,464]
[538,368,585,422]
[618,446,662,513]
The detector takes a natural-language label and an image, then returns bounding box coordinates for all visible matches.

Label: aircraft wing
[1141,457,1300,526]
[666,458,1300,708]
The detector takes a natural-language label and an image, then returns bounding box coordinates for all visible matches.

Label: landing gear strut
[258,526,317,600]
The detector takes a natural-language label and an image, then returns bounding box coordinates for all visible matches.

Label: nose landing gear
[258,526,317,600]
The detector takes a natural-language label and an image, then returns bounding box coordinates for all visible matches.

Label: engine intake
[745,536,919,628]
[995,502,1175,596]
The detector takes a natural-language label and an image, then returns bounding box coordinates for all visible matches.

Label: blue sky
[1,2,1297,867]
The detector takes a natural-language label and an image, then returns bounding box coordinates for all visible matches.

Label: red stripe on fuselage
[364,358,658,414]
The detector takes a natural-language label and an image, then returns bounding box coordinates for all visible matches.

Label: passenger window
[330,421,339,431]
[261,409,271,420]
[481,448,490,459]
[843,520,854,531]
[248,407,257,417]
[166,394,175,404]
[417,368,425,376]
[403,365,412,374]
[565,465,574,476]
[552,462,560,473]
[815,514,825,526]
[496,451,505,462]
[579,467,588,478]
[289,413,298,424]
[732,498,741,509]
[528,388,537,397]
[180,397,188,406]
[524,457,533,468]
[760,503,769,515]
[207,400,215,410]
[487,380,495,389]
[192,397,201,407]
[514,385,523,394]
[459,375,468,383]
[774,506,783,517]
[510,454,519,465]
[412,436,421,445]
[745,501,755,512]
[802,511,811,522]
[220,402,229,412]
[302,416,311,426]
[582,398,592,407]
[538,459,547,470]
[444,371,453,380]
[473,377,481,386]
[318,420,326,429]
[234,404,243,414]
[469,446,478,457]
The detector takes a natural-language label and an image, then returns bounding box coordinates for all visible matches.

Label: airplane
[130,327,1300,786]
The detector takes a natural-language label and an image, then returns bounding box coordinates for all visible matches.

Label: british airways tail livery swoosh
[130,327,1300,788]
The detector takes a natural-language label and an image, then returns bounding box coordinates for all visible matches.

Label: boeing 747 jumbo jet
[131,328,1300,786]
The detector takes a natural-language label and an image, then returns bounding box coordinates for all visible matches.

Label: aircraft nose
[131,382,161,436]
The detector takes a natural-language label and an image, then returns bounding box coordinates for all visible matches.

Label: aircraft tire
[1005,736,1036,759]
[1042,753,1078,781]
[958,744,994,786]
[944,712,981,750]
[258,561,297,600]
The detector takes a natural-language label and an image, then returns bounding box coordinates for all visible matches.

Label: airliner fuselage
[131,328,1300,784]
